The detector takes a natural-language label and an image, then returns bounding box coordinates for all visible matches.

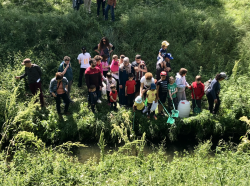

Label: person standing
[140,72,154,98]
[101,54,109,77]
[125,73,136,107]
[119,57,132,106]
[105,0,116,21]
[156,53,173,81]
[85,59,103,103]
[94,37,115,64]
[118,55,125,65]
[49,72,70,118]
[97,0,106,17]
[77,47,91,88]
[84,0,92,13]
[58,56,73,102]
[206,72,227,114]
[15,58,45,107]
[156,71,168,116]
[175,68,189,105]
[131,54,147,98]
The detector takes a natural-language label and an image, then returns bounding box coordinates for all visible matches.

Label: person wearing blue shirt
[157,40,169,60]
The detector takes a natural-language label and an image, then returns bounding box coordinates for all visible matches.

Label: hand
[133,109,135,112]
[170,97,173,100]
[52,93,57,97]
[197,96,199,99]
[125,94,127,96]
[166,67,171,72]
[186,85,189,88]
[214,99,218,103]
[66,64,69,68]
[15,76,20,79]
[114,6,115,8]
[119,85,122,89]
[100,86,102,91]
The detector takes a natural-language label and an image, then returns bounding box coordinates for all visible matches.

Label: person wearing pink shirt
[101,54,109,77]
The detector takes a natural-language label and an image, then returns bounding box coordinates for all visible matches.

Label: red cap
[160,71,167,76]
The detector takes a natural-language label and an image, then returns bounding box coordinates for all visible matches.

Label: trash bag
[142,106,148,113]
[102,82,106,95]
[150,101,158,112]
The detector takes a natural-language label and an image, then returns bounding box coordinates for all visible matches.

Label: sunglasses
[103,40,106,42]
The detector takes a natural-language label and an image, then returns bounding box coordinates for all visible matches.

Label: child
[94,55,103,75]
[188,75,205,112]
[102,54,109,77]
[133,96,145,112]
[146,83,158,120]
[125,73,136,107]
[157,40,169,60]
[105,0,117,22]
[89,85,98,113]
[110,84,118,111]
[102,72,117,105]
[157,71,168,116]
[168,76,178,112]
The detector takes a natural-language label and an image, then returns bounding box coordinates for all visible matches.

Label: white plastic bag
[142,106,148,113]
[150,101,158,112]
[102,82,106,95]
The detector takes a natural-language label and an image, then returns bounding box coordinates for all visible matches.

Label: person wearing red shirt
[188,75,205,112]
[110,84,118,111]
[125,73,136,107]
[94,55,103,75]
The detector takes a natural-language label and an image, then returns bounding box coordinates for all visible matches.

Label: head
[107,72,112,80]
[94,55,102,64]
[160,71,167,80]
[123,57,130,67]
[135,96,142,104]
[162,40,170,49]
[102,54,108,61]
[179,68,188,77]
[145,72,153,81]
[63,56,71,65]
[169,76,175,84]
[150,83,156,90]
[135,54,141,64]
[110,84,116,92]
[120,55,125,62]
[195,75,202,84]
[55,72,64,82]
[112,55,118,61]
[164,53,173,62]
[99,37,110,49]
[89,58,96,68]
[215,72,227,81]
[89,85,96,92]
[128,73,134,80]
[81,47,87,54]
[22,58,32,67]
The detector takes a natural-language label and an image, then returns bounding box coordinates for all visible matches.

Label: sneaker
[154,115,158,120]
[97,99,102,104]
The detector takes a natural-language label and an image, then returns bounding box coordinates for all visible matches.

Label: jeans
[176,91,186,108]
[91,104,96,112]
[107,91,110,103]
[88,89,101,103]
[192,99,201,112]
[55,93,70,114]
[97,0,105,16]
[206,93,220,114]
[29,81,44,107]
[78,68,86,87]
[127,93,135,107]
[105,4,115,21]
[67,80,73,100]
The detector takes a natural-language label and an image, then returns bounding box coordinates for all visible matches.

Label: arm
[110,95,116,102]
[61,64,69,75]
[98,72,102,90]
[156,85,160,99]
[134,85,136,93]
[16,72,27,80]
[176,78,186,89]
[140,82,144,96]
[138,63,147,73]
[109,44,115,54]
[85,73,90,89]
[168,89,172,99]
[125,86,127,96]
[133,105,136,112]
[199,84,205,98]
[93,45,100,54]
[36,66,42,77]
[78,60,81,65]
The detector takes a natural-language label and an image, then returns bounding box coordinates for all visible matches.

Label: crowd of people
[15,38,228,120]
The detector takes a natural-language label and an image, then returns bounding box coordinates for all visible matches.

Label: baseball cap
[220,72,228,79]
[22,58,31,65]
[151,83,156,89]
[135,96,142,104]
[162,41,170,46]
[164,53,173,60]
[160,71,167,76]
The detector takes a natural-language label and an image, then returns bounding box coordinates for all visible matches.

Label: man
[85,59,102,103]
[15,58,45,107]
[131,54,147,98]
[58,56,73,102]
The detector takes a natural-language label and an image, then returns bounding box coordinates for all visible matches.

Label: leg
[88,0,91,13]
[105,4,110,20]
[135,80,140,98]
[168,97,172,113]
[196,99,202,110]
[115,78,119,93]
[29,82,44,107]
[84,0,88,12]
[114,102,117,111]
[213,96,220,114]
[147,103,152,118]
[55,95,62,114]
[78,68,85,87]
[107,91,110,104]
[176,92,182,106]
[182,91,186,100]
[102,0,106,16]
[96,88,101,100]
[97,0,101,16]
[61,93,70,113]
[91,104,95,113]
[67,80,73,100]
[173,97,178,110]
[206,94,214,114]
[103,71,108,77]
[111,4,115,21]
[192,99,195,112]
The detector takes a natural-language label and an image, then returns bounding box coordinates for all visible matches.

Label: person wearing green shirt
[58,56,73,102]
[167,76,178,111]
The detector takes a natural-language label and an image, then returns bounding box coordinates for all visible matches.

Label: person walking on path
[118,57,132,106]
[49,72,71,119]
[85,59,103,103]
[105,0,116,21]
[175,68,189,105]
[206,72,227,114]
[94,37,115,64]
[58,56,73,102]
[77,47,91,88]
[84,0,92,13]
[131,54,147,98]
[97,0,106,17]
[15,58,45,107]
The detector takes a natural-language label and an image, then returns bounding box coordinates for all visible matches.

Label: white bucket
[177,100,191,118]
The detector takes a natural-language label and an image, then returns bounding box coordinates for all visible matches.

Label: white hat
[220,72,228,79]
[162,41,170,46]
[135,96,142,104]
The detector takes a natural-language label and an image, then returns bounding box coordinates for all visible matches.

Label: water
[76,140,198,163]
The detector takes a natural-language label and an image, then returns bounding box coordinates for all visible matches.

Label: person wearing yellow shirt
[146,83,158,120]
[133,96,145,112]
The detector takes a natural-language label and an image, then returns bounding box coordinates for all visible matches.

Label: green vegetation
[0,0,250,184]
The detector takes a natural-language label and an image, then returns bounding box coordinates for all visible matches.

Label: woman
[140,72,155,98]
[118,54,125,65]
[156,53,173,81]
[49,72,70,118]
[77,47,91,87]
[118,57,132,106]
[175,68,189,104]
[206,72,227,114]
[94,37,115,63]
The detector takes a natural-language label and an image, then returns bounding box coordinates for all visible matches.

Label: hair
[179,68,188,76]
[81,47,87,54]
[162,45,167,48]
[55,72,64,80]
[145,72,153,80]
[23,58,31,64]
[94,55,102,61]
[89,59,94,65]
[106,72,112,78]
[128,73,134,78]
[169,76,175,81]
[63,56,71,61]
[215,74,222,81]
[110,84,116,89]
[135,54,141,59]
[102,54,108,61]
[112,55,118,59]
[120,55,125,59]
[98,37,110,50]
[195,75,201,81]
[90,85,96,90]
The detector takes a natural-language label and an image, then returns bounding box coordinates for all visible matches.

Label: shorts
[135,80,141,93]
[159,95,167,103]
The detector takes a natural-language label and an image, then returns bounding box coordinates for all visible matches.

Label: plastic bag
[150,101,158,112]
[102,82,106,95]
[142,106,148,113]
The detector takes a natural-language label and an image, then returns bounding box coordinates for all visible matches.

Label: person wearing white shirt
[77,47,91,87]
[175,68,189,104]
